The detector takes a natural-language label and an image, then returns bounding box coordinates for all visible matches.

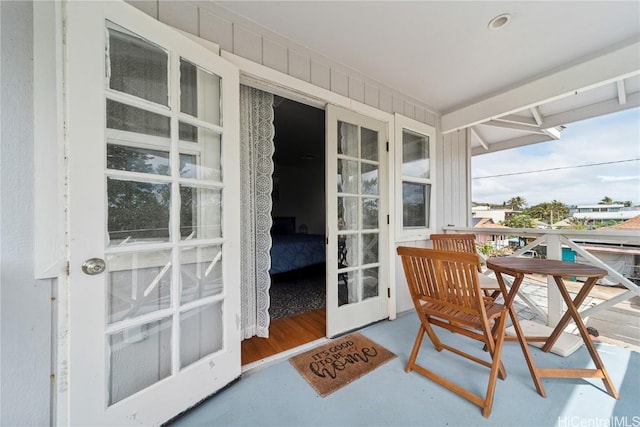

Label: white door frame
[221,52,398,323]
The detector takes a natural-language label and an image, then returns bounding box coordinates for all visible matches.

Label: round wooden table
[486,257,618,400]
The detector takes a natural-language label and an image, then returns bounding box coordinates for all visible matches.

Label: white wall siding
[394,239,430,315]
[198,8,233,52]
[289,49,311,83]
[158,1,199,35]
[436,130,471,230]
[128,0,158,20]
[0,2,52,424]
[127,0,437,126]
[263,39,289,75]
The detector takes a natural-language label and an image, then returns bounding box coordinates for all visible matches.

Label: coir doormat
[289,332,396,397]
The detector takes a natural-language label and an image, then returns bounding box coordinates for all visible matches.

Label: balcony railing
[442,226,640,326]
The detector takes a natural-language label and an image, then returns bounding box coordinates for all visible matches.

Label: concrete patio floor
[170,304,640,427]
[510,274,640,352]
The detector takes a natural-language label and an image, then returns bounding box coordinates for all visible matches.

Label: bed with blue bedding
[269,217,326,274]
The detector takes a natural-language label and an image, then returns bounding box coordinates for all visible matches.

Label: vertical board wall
[125,0,438,128]
[437,130,471,229]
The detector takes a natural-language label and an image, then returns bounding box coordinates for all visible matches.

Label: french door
[326,105,389,337]
[64,2,240,425]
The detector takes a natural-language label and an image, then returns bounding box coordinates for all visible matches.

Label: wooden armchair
[430,233,501,299]
[397,247,508,418]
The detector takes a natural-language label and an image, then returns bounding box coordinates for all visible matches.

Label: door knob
[82,258,106,275]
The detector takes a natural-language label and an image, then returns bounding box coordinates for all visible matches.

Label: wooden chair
[397,247,508,418]
[430,233,501,299]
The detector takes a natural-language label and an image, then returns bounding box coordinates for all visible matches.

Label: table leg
[495,271,546,397]
[548,276,619,399]
[542,277,597,352]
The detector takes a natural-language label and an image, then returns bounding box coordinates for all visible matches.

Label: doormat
[289,332,396,397]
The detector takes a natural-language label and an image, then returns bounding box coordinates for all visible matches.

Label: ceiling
[215,1,640,155]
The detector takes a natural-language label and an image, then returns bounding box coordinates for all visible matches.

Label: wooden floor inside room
[241,308,326,365]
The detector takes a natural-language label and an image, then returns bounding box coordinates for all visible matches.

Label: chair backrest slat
[431,233,483,273]
[398,247,483,318]
[431,233,477,253]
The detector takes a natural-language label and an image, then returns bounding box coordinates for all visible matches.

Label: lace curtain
[240,86,275,338]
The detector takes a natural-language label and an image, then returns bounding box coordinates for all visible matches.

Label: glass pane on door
[107,249,172,324]
[180,302,223,368]
[106,100,171,137]
[108,317,172,405]
[103,22,229,406]
[180,59,222,126]
[335,120,381,307]
[108,26,169,106]
[107,178,171,245]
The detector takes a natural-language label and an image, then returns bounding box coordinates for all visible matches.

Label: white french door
[64,2,240,425]
[326,105,389,337]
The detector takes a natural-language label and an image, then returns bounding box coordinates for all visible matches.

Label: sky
[471,108,640,208]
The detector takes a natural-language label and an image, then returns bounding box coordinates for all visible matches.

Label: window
[394,114,435,241]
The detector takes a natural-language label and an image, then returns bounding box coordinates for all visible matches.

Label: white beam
[530,106,543,126]
[484,120,546,134]
[442,41,640,133]
[543,127,562,140]
[541,91,640,129]
[471,133,553,156]
[470,126,489,150]
[617,80,627,105]
[495,114,539,127]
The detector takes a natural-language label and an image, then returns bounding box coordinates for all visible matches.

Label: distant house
[571,204,640,225]
[472,216,510,246]
[601,214,640,231]
[575,215,640,283]
[471,206,514,224]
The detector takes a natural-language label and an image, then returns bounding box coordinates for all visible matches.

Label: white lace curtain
[240,86,275,339]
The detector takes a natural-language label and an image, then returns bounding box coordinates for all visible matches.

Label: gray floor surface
[170,311,639,427]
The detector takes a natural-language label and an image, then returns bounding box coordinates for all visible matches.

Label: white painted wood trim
[221,50,395,123]
[393,114,436,242]
[442,41,640,132]
[174,27,221,55]
[34,0,65,279]
[540,91,640,129]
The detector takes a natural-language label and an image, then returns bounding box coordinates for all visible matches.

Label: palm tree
[506,196,526,211]
[528,200,568,226]
[599,196,613,205]
[566,217,590,230]
[502,213,536,228]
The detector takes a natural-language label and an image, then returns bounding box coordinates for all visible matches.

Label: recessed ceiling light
[488,13,511,30]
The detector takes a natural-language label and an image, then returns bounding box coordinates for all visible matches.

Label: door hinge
[387,288,391,298]
[64,261,70,276]
[387,214,390,225]
[386,141,389,152]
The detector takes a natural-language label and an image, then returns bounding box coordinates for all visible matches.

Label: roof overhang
[445,41,640,155]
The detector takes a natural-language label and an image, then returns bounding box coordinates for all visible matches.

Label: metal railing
[442,226,640,326]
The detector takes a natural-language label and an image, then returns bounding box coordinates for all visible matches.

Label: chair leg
[482,311,508,418]
[406,326,426,373]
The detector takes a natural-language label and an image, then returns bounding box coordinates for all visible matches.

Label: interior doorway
[241,95,327,365]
